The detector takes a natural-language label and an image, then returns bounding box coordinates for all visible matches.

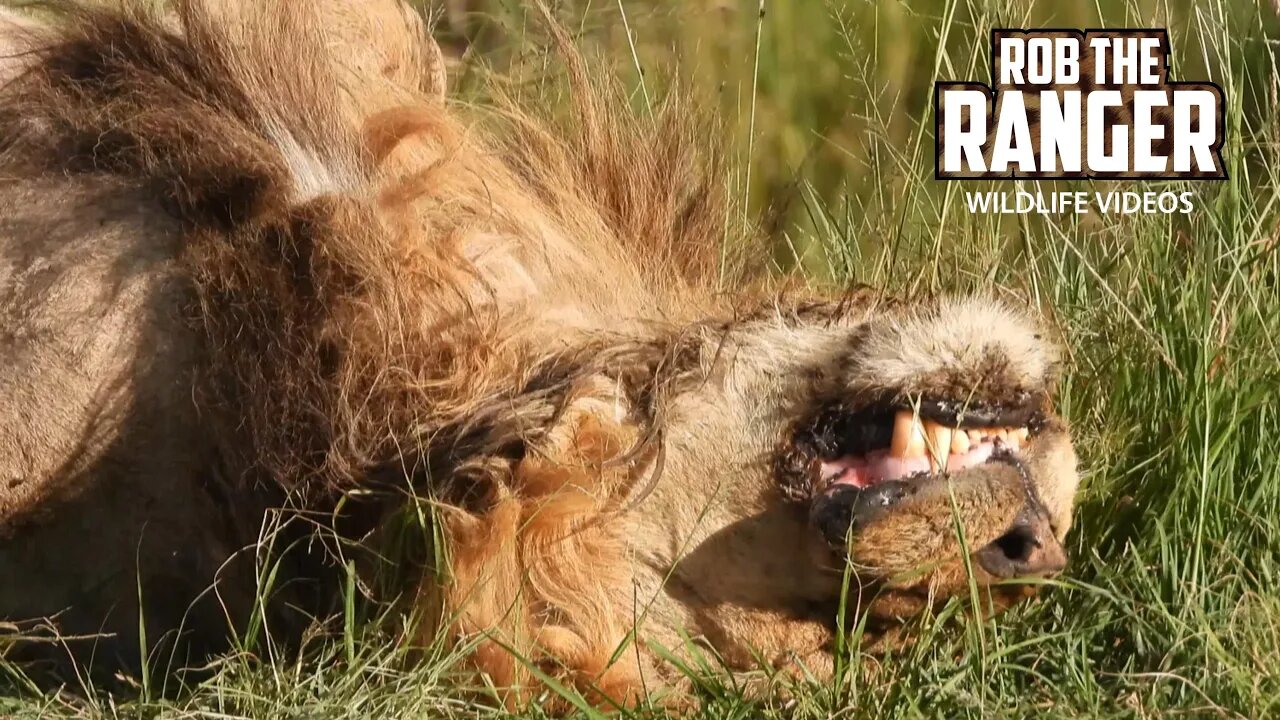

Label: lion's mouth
[800,395,1069,582]
[808,398,1044,493]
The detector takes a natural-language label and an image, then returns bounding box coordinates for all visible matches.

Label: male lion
[0,0,1079,707]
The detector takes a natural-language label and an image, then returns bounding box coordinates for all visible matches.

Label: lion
[0,0,1079,708]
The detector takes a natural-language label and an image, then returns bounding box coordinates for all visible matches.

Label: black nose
[976,508,1067,579]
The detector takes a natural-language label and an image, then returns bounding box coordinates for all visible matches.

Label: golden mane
[0,1,749,497]
[0,7,768,699]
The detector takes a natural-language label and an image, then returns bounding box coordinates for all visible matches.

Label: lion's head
[410,292,1078,705]
[653,296,1075,624]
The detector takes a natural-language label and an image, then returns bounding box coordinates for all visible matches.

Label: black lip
[912,396,1046,430]
[800,409,896,460]
[810,480,914,548]
[797,396,1044,467]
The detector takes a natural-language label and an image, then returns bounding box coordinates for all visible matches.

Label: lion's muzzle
[797,394,1074,588]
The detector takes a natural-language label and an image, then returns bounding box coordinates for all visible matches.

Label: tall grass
[3,0,1279,717]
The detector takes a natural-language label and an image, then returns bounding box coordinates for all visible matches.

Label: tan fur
[0,8,39,82]
[847,296,1059,406]
[0,1,1080,708]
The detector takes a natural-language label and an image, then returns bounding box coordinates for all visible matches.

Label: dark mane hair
[0,1,756,500]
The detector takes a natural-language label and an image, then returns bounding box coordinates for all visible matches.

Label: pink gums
[819,442,997,489]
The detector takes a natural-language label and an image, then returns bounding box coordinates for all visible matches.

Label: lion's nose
[976,507,1067,579]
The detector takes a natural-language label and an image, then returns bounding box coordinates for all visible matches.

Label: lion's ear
[425,377,655,702]
[515,376,648,507]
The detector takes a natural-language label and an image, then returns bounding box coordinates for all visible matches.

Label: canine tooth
[907,422,927,458]
[1005,427,1029,450]
[891,411,926,458]
[925,423,952,471]
[951,430,970,454]
[890,411,910,456]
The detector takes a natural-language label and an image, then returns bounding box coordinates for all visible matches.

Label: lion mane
[1,0,757,697]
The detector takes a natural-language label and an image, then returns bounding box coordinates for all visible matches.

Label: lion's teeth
[930,425,952,456]
[891,411,927,458]
[924,422,952,471]
[889,417,1030,465]
[890,411,912,456]
[890,411,910,456]
[1006,427,1029,450]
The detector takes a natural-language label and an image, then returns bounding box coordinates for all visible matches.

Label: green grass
[4,0,1280,717]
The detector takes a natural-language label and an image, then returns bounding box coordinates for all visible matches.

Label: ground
[1,0,1279,717]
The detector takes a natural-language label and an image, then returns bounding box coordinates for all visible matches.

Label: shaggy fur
[0,0,1080,708]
